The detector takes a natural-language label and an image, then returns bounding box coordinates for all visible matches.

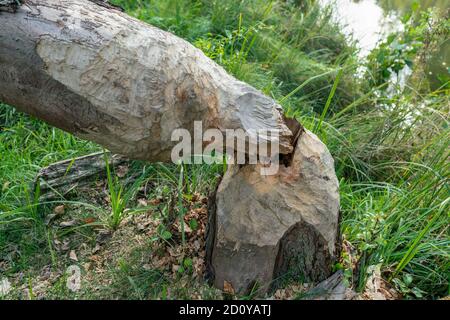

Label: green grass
[1,0,449,299]
[102,151,157,230]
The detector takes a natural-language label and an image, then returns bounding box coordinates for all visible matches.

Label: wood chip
[69,250,78,262]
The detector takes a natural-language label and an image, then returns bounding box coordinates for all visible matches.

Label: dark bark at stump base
[272,221,336,288]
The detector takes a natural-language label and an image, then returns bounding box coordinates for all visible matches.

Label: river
[320,0,449,89]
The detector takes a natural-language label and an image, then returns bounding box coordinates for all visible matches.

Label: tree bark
[0,0,293,161]
[0,0,340,296]
[206,129,340,294]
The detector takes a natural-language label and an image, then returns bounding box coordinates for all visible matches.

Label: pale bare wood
[0,0,293,162]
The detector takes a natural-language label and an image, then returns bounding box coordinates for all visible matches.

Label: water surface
[320,0,449,88]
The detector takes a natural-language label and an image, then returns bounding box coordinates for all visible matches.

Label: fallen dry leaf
[172,264,180,273]
[223,280,235,295]
[84,217,96,224]
[69,250,78,262]
[61,240,70,251]
[363,264,399,300]
[44,214,57,225]
[137,198,148,207]
[0,278,11,296]
[59,220,77,228]
[116,165,129,178]
[149,198,161,205]
[273,289,287,300]
[92,244,102,254]
[54,205,65,215]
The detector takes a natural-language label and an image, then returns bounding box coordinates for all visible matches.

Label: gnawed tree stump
[1,0,340,296]
[207,129,340,294]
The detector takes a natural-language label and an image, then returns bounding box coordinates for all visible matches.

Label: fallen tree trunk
[35,151,127,200]
[0,0,340,296]
[0,0,293,161]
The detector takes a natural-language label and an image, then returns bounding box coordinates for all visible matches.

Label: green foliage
[103,151,161,230]
[367,19,420,85]
[112,0,361,115]
[1,0,449,299]
[103,150,128,230]
[367,4,450,89]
